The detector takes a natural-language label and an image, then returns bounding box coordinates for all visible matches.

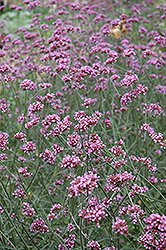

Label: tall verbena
[0,0,166,249]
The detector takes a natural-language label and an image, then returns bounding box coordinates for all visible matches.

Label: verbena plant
[0,0,166,249]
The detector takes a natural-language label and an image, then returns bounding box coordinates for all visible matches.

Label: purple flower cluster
[79,197,107,228]
[120,204,145,224]
[60,155,82,169]
[14,132,26,142]
[141,124,166,148]
[47,203,63,220]
[129,184,148,197]
[30,218,49,234]
[74,112,101,132]
[120,84,148,106]
[22,202,35,217]
[67,132,81,148]
[83,133,105,155]
[112,217,129,236]
[88,240,101,249]
[20,141,36,155]
[58,234,76,250]
[138,213,166,249]
[120,71,138,87]
[20,79,37,90]
[13,188,25,198]
[0,132,9,150]
[143,103,163,116]
[68,171,100,197]
[18,167,32,178]
[0,98,10,113]
[105,171,134,192]
[39,149,56,165]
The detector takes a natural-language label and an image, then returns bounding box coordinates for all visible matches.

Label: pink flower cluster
[18,167,32,178]
[109,145,126,158]
[141,124,166,148]
[79,197,107,228]
[88,240,101,249]
[14,132,26,142]
[67,132,81,148]
[129,184,148,197]
[68,223,75,232]
[120,71,138,87]
[156,85,166,94]
[39,149,56,165]
[30,218,49,234]
[64,234,76,249]
[52,143,64,155]
[20,141,36,155]
[58,234,76,250]
[130,155,157,172]
[22,202,35,217]
[74,111,101,132]
[60,155,82,169]
[68,171,100,197]
[20,79,37,90]
[83,133,105,155]
[0,98,10,113]
[119,204,145,224]
[38,82,52,89]
[47,203,63,220]
[138,213,166,249]
[25,116,40,129]
[120,84,148,106]
[143,103,163,116]
[105,171,134,192]
[81,97,97,108]
[42,114,60,130]
[112,217,129,236]
[28,101,44,114]
[13,188,25,198]
[49,115,72,137]
[0,132,9,150]
[26,1,42,10]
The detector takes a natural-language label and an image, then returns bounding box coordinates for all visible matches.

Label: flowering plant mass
[0,0,166,249]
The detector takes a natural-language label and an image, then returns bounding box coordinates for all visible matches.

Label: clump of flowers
[20,141,36,155]
[0,132,9,150]
[88,240,101,249]
[104,172,134,192]
[20,79,37,90]
[18,167,32,178]
[83,133,105,155]
[39,148,56,165]
[79,197,107,228]
[68,171,100,197]
[22,202,35,217]
[112,217,129,236]
[74,112,101,132]
[30,218,49,234]
[47,203,64,220]
[120,204,145,224]
[141,124,166,149]
[13,188,26,199]
[60,155,82,169]
[138,214,166,250]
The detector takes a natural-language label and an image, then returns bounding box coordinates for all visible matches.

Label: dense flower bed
[0,0,166,249]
